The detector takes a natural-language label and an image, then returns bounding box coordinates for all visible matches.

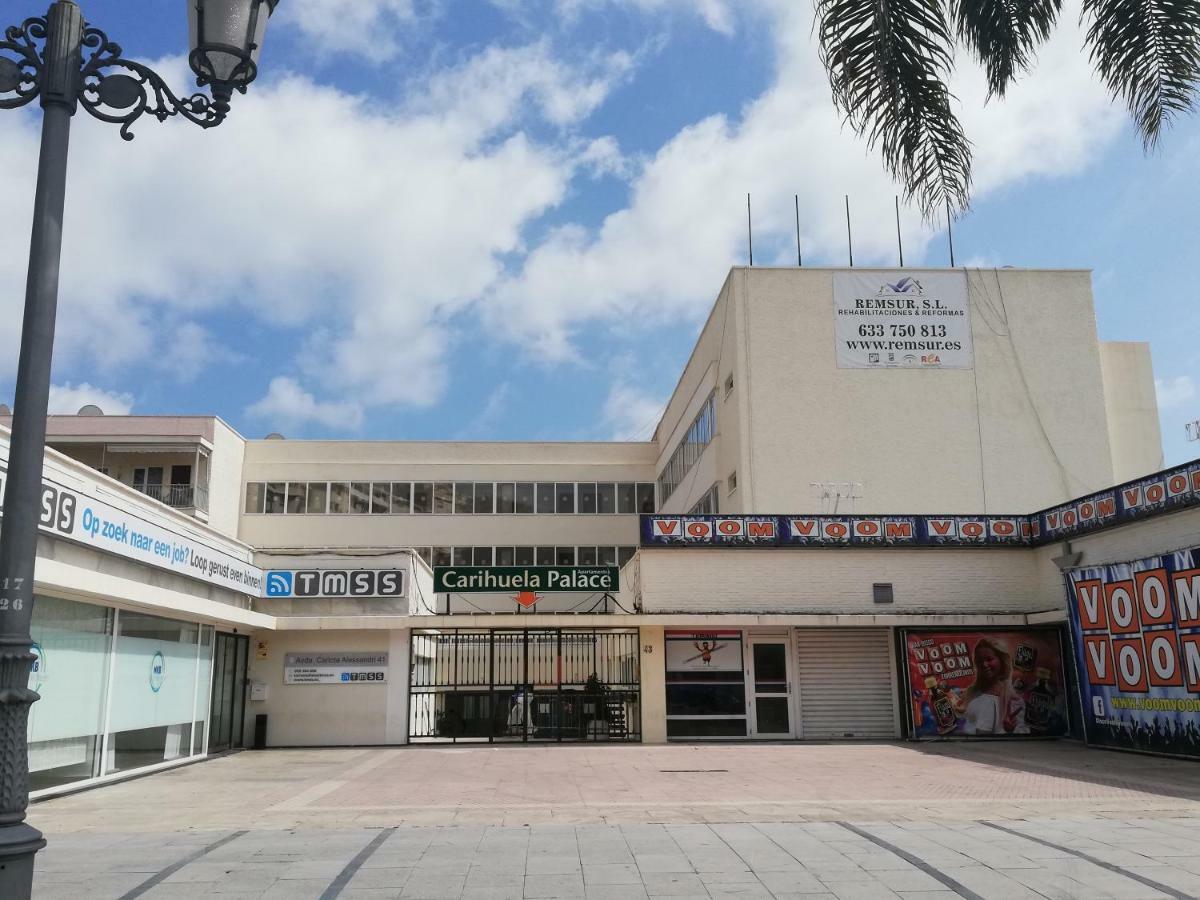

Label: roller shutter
[795,628,897,739]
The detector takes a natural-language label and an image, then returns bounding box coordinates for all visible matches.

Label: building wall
[709,267,1150,515]
[636,547,1044,615]
[244,628,406,747]
[208,419,247,538]
[1099,341,1164,483]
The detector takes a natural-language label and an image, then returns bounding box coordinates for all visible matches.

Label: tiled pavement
[29,741,1200,899]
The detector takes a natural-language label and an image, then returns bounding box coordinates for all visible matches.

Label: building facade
[4,266,1196,795]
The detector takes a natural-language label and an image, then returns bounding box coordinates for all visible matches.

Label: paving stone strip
[835,821,986,899]
[318,826,398,899]
[116,830,248,900]
[981,820,1193,900]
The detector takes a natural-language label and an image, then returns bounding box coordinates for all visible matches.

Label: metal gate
[409,629,641,743]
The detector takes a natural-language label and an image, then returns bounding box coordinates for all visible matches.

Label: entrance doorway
[409,629,641,743]
[208,633,248,753]
[748,637,795,738]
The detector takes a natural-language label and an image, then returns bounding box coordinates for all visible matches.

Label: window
[452,547,471,566]
[351,482,371,514]
[265,483,286,514]
[515,483,535,514]
[598,546,617,566]
[578,546,598,566]
[474,482,494,514]
[617,483,636,514]
[330,482,350,514]
[516,546,536,566]
[413,483,432,514]
[392,483,411,514]
[637,483,656,513]
[688,484,719,516]
[727,471,738,494]
[657,392,716,502]
[496,483,515,514]
[454,483,473,514]
[556,483,575,514]
[306,482,328,514]
[536,547,555,566]
[578,483,597,514]
[617,546,636,567]
[434,483,453,514]
[416,547,432,567]
[433,547,451,567]
[244,483,264,514]
[473,547,493,566]
[597,483,616,514]
[556,546,576,565]
[536,483,556,514]
[285,483,306,514]
[371,483,391,514]
[496,547,515,566]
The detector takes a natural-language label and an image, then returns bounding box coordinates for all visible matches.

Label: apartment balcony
[132,481,210,513]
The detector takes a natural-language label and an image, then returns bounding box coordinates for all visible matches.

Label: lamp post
[0,2,277,894]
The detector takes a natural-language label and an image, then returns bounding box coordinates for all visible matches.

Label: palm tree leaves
[1083,0,1200,147]
[816,0,1200,218]
[953,0,1063,96]
[817,0,972,216]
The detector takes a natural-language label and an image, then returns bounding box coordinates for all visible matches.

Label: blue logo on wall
[340,672,350,682]
[266,571,294,597]
[150,650,166,693]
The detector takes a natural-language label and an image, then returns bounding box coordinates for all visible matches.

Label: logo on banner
[266,571,293,596]
[881,277,923,294]
[149,650,166,693]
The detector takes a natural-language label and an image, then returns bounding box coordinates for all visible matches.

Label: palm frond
[1083,0,1200,148]
[953,0,1062,97]
[817,0,972,217]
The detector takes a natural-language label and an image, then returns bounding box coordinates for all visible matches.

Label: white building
[4,266,1195,795]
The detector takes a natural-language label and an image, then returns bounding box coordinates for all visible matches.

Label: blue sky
[0,0,1196,467]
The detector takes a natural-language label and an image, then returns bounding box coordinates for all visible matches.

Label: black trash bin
[253,713,268,750]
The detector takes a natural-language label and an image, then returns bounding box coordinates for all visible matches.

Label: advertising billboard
[1066,545,1200,758]
[833,270,972,369]
[903,629,1068,738]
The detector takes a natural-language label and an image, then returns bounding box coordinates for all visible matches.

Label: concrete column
[640,625,666,744]
[384,628,411,744]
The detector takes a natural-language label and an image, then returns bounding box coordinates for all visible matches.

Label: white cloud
[555,0,737,34]
[1157,376,1197,409]
[47,383,134,416]
[483,0,1122,359]
[0,41,625,413]
[279,0,425,63]
[246,377,364,431]
[603,380,664,440]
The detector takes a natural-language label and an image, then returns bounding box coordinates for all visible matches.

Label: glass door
[748,638,795,738]
[208,633,248,752]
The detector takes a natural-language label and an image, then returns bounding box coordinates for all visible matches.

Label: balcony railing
[133,482,209,512]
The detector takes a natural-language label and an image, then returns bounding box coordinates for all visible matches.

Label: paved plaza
[29,741,1200,899]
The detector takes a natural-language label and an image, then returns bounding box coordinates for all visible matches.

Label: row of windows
[245,481,656,516]
[412,546,637,569]
[657,393,715,503]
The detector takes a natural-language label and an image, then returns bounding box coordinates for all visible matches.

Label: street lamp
[0,1,277,895]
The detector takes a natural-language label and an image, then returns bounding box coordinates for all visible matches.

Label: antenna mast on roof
[746,193,754,266]
[845,195,854,267]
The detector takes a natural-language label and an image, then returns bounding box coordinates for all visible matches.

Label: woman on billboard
[964,638,1027,735]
